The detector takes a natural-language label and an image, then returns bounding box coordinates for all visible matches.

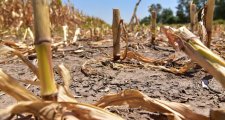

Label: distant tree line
[140,0,225,25]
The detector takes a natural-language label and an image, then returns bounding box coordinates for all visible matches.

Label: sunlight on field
[0,0,225,120]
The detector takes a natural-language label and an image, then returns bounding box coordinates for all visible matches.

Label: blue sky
[66,0,178,24]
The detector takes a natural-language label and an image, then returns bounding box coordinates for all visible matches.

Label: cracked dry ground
[0,34,225,120]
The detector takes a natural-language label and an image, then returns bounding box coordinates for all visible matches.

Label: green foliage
[214,0,225,20]
[82,16,110,29]
[141,0,225,25]
[176,0,225,23]
[140,4,178,24]
[176,3,189,23]
[148,4,162,22]
[161,8,178,24]
[148,4,162,13]
[140,16,150,25]
[213,19,225,24]
[175,0,207,23]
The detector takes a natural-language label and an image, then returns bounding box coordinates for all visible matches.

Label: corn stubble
[205,0,215,48]
[190,1,197,32]
[151,10,157,45]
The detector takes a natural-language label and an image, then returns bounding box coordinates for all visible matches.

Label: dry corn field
[0,0,225,120]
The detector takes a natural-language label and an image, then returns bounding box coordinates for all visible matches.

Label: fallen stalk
[163,26,225,88]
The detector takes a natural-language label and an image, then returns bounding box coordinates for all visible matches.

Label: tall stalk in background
[112,9,121,61]
[190,1,197,32]
[151,10,156,45]
[32,0,57,100]
[205,0,215,48]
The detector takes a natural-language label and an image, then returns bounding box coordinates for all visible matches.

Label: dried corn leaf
[122,51,158,63]
[89,39,112,48]
[0,44,38,77]
[0,69,40,101]
[94,89,208,120]
[81,60,98,76]
[146,62,194,74]
[57,86,77,103]
[0,43,14,54]
[0,101,124,120]
[1,40,32,50]
[0,101,48,120]
[169,61,195,74]
[121,49,192,74]
[57,63,71,91]
[1,40,19,48]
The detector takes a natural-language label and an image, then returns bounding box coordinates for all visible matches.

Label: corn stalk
[129,0,141,25]
[190,1,197,32]
[112,9,121,61]
[151,10,157,45]
[32,0,57,100]
[63,25,68,45]
[205,0,215,48]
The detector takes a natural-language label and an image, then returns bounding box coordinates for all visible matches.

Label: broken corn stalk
[151,10,157,45]
[63,25,68,45]
[112,9,121,61]
[205,0,215,48]
[190,1,197,32]
[163,26,225,88]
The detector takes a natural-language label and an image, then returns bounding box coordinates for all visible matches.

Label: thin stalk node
[34,38,52,45]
